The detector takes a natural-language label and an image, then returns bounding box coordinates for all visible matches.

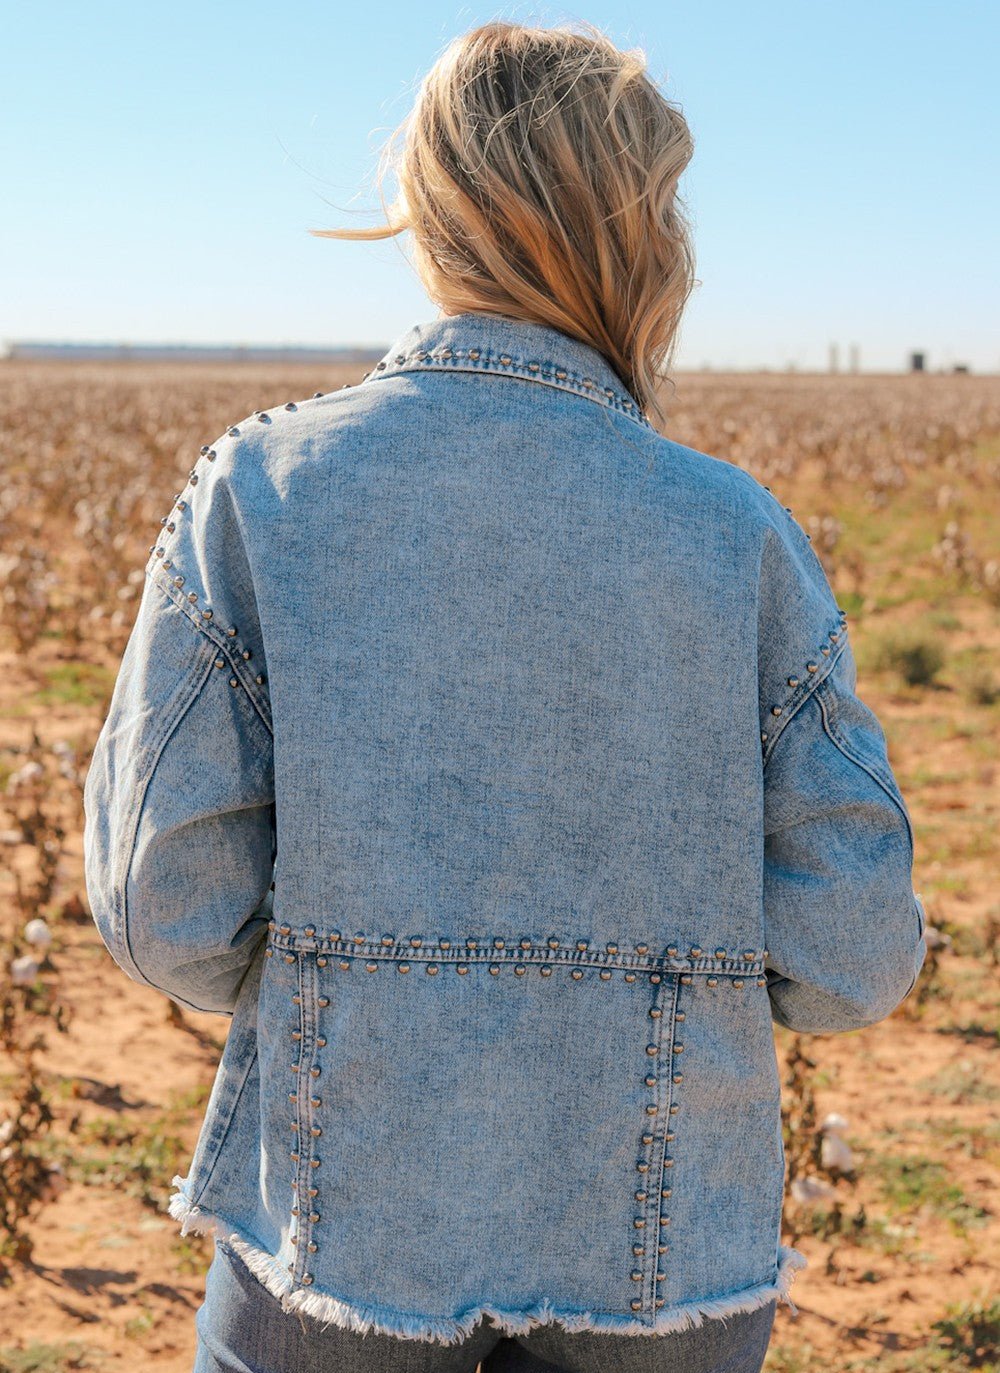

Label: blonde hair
[310,19,697,427]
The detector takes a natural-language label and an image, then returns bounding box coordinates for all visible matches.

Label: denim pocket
[261,924,772,1323]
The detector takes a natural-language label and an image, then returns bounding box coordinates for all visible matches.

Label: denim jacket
[82,309,926,1343]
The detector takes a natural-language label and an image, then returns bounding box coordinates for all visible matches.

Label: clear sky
[4,1,996,371]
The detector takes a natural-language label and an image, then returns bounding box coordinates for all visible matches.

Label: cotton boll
[819,1112,850,1133]
[791,1176,836,1203]
[23,918,52,950]
[821,1132,855,1173]
[10,955,40,985]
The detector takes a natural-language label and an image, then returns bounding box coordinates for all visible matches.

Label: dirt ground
[0,361,997,1372]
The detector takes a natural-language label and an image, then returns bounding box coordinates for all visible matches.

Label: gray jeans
[193,1240,777,1373]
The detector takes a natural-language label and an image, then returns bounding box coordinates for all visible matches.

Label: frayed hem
[168,1178,807,1344]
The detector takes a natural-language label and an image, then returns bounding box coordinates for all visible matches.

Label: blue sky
[5,1,996,371]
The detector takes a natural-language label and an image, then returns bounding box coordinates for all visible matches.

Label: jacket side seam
[190,1040,261,1206]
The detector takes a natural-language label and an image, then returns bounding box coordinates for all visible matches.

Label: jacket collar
[360,311,655,431]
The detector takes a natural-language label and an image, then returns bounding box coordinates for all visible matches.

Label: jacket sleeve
[82,428,276,1016]
[756,506,926,1034]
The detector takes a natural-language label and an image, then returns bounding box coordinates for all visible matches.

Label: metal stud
[514,965,526,975]
[650,1008,662,1019]
[771,706,782,717]
[228,427,240,437]
[787,676,800,688]
[733,978,744,988]
[707,977,718,987]
[316,956,327,967]
[399,963,410,973]
[540,965,552,977]
[365,961,378,972]
[457,965,469,975]
[489,965,500,976]
[635,944,649,955]
[761,731,769,743]
[646,1044,658,1056]
[285,402,297,411]
[606,943,619,954]
[599,969,612,980]
[631,1300,642,1312]
[468,350,480,360]
[548,938,560,949]
[624,973,636,983]
[807,662,818,672]
[426,964,439,975]
[571,968,584,980]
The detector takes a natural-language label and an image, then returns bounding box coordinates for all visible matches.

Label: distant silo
[828,343,839,373]
[910,352,926,372]
[848,343,860,373]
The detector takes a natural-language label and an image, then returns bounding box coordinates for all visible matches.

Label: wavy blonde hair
[310,19,697,427]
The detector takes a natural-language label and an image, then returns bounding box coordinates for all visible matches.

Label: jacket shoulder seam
[761,625,848,768]
[146,565,273,737]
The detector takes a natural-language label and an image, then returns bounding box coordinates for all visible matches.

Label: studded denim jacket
[82,309,926,1344]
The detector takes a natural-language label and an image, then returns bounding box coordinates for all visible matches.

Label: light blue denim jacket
[82,309,926,1343]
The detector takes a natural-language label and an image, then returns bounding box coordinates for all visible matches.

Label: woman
[82,18,926,1373]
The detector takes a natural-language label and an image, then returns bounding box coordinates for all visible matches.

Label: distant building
[3,340,387,364]
[910,351,926,372]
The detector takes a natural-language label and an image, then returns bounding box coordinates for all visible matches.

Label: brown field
[0,360,998,1371]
